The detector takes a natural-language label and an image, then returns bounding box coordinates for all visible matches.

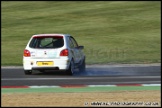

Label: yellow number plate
[37,61,54,66]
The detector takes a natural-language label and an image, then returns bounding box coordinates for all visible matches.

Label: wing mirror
[77,46,84,49]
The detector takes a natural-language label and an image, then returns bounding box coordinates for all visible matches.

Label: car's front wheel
[24,70,32,75]
[66,60,75,75]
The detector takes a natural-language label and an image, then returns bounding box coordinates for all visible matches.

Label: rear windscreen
[29,36,64,49]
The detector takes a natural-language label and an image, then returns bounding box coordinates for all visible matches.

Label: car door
[69,36,80,64]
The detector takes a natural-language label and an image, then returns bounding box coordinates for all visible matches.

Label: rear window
[29,36,64,49]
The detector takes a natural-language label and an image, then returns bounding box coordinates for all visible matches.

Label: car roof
[32,34,70,37]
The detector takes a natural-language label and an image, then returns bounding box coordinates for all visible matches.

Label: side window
[69,38,74,48]
[70,37,78,48]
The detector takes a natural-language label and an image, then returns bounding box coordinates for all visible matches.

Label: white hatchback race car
[23,34,86,75]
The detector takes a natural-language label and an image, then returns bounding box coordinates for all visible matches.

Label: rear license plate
[37,61,54,66]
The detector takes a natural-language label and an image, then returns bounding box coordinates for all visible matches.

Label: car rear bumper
[32,67,59,70]
[23,58,70,70]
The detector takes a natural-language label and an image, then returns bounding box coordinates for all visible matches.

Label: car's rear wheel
[66,60,75,75]
[79,58,86,72]
[24,70,32,75]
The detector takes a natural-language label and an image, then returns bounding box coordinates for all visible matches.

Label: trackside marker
[29,86,59,88]
[1,84,161,88]
[60,85,87,88]
[116,84,142,86]
[142,84,161,86]
[88,85,116,87]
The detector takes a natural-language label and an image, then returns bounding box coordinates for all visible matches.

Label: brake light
[60,49,68,56]
[24,49,31,57]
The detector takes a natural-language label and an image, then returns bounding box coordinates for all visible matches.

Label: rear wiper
[43,42,53,47]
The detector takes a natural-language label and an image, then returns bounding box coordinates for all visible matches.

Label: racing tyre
[66,60,75,75]
[79,59,86,72]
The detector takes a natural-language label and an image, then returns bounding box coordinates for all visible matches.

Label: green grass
[2,86,160,93]
[1,1,161,65]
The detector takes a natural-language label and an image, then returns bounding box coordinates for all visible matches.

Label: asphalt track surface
[1,64,161,86]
